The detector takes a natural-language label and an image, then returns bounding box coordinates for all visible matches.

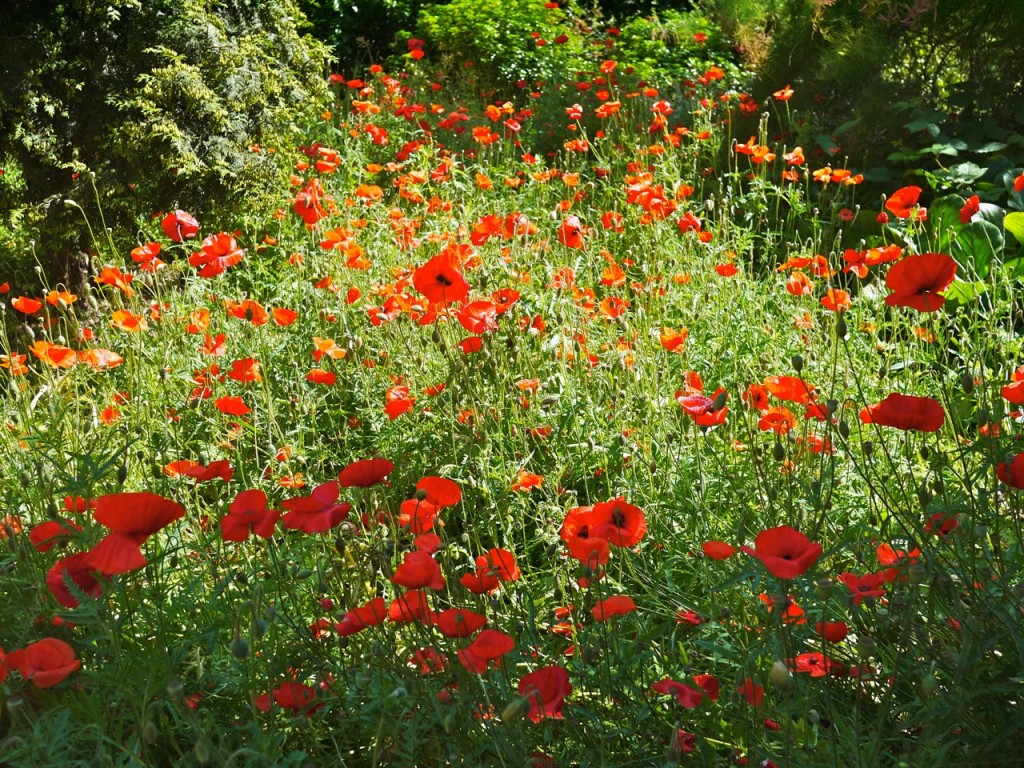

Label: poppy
[339,458,394,488]
[838,570,897,604]
[702,540,737,560]
[388,589,434,624]
[413,247,471,304]
[519,665,571,722]
[763,375,815,404]
[660,327,689,353]
[408,647,448,675]
[391,550,445,590]
[215,396,251,416]
[161,210,200,242]
[435,608,487,638]
[398,498,439,534]
[1003,368,1024,404]
[693,673,720,700]
[5,638,81,688]
[220,489,280,542]
[789,651,842,677]
[95,265,135,296]
[182,460,234,483]
[417,476,461,507]
[335,597,387,636]
[457,629,515,673]
[460,568,501,595]
[738,678,764,706]
[11,296,42,314]
[281,481,351,533]
[29,340,77,368]
[557,215,586,249]
[884,253,957,312]
[884,186,924,220]
[652,678,705,708]
[189,233,244,278]
[758,406,797,434]
[47,552,104,608]
[29,520,82,553]
[476,548,521,582]
[458,301,498,334]
[592,595,636,621]
[816,621,849,643]
[306,369,336,386]
[459,336,483,354]
[512,471,543,491]
[859,392,944,432]
[740,525,822,579]
[997,454,1024,488]
[590,497,646,547]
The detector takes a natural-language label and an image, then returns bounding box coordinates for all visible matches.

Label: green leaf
[1005,212,1024,245]
[831,117,862,136]
[943,279,987,306]
[950,219,1003,278]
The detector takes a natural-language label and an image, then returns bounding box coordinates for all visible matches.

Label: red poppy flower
[435,608,487,638]
[592,595,636,621]
[88,492,186,575]
[838,569,897,604]
[398,498,439,534]
[11,296,42,314]
[960,194,980,224]
[189,233,244,278]
[459,336,483,354]
[816,621,849,643]
[884,186,923,219]
[475,548,521,582]
[413,247,471,304]
[738,678,764,706]
[589,497,646,547]
[182,460,234,483]
[458,301,498,334]
[388,589,434,624]
[335,597,387,636]
[408,647,448,675]
[859,392,944,432]
[281,481,351,533]
[557,215,586,249]
[339,458,394,488]
[693,673,720,700]
[391,550,445,590]
[220,489,280,542]
[47,552,103,608]
[30,520,82,553]
[652,677,705,708]
[417,476,461,507]
[457,629,515,673]
[789,651,843,677]
[740,525,822,579]
[519,665,571,722]
[997,454,1024,488]
[763,375,815,404]
[884,253,957,312]
[161,210,200,242]
[215,396,251,416]
[702,540,737,560]
[5,638,81,688]
[261,681,321,716]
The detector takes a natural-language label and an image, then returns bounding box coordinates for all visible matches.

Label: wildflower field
[2,4,1024,766]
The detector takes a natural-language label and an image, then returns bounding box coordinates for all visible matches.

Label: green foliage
[0,0,328,286]
[298,0,431,72]
[417,0,588,90]
[613,8,735,85]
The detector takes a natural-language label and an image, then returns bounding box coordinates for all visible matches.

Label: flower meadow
[4,24,1024,768]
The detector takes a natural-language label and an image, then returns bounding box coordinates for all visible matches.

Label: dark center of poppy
[437,274,452,286]
[611,508,627,528]
[244,308,255,321]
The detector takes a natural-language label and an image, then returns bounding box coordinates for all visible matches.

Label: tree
[0,0,328,285]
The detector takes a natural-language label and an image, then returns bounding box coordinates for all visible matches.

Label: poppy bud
[960,374,974,394]
[857,636,875,659]
[334,536,346,556]
[791,354,804,373]
[862,441,874,455]
[443,711,456,734]
[919,445,930,460]
[769,660,791,689]
[814,578,833,599]
[711,390,727,411]
[415,488,428,501]
[501,696,532,721]
[253,618,268,638]
[231,636,249,660]
[825,399,839,416]
[772,442,786,461]
[138,721,160,746]
[194,739,211,765]
[836,318,847,338]
[838,420,850,439]
[117,464,128,485]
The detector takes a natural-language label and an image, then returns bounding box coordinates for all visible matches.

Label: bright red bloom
[29,520,81,552]
[458,301,498,334]
[740,526,822,579]
[182,459,234,483]
[592,595,636,621]
[816,621,849,643]
[997,454,1024,488]
[885,186,923,219]
[220,489,280,542]
[413,246,471,304]
[339,458,394,488]
[884,253,957,312]
[5,638,81,688]
[789,651,843,677]
[161,210,200,242]
[519,665,571,722]
[693,673,720,700]
[763,375,815,404]
[89,492,186,575]
[435,608,487,638]
[702,540,737,560]
[388,589,434,624]
[408,647,448,675]
[391,550,446,590]
[652,677,705,708]
[557,215,586,249]
[417,476,461,507]
[189,233,244,278]
[457,629,515,673]
[215,396,251,416]
[262,681,321,716]
[280,480,351,533]
[476,548,521,582]
[960,194,980,224]
[47,552,103,608]
[839,570,897,604]
[589,497,646,547]
[398,498,439,534]
[335,597,387,636]
[859,392,944,432]
[738,678,764,706]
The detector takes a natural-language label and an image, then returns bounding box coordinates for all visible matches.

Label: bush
[0,0,328,288]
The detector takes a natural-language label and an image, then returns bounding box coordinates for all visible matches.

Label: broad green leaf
[1005,212,1024,245]
[950,219,1003,278]
[943,279,987,305]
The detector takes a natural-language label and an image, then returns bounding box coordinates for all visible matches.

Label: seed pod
[769,660,791,689]
[230,636,249,660]
[791,355,804,373]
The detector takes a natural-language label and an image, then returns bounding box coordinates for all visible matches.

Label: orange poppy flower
[859,392,944,432]
[189,233,244,278]
[413,247,471,304]
[884,186,924,220]
[884,253,957,312]
[11,296,42,314]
